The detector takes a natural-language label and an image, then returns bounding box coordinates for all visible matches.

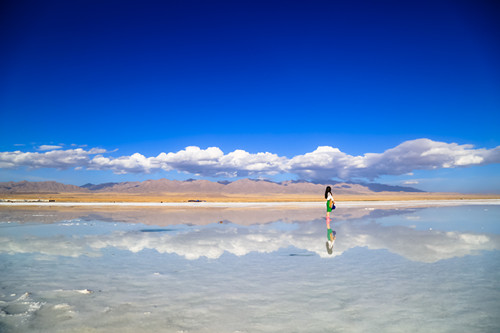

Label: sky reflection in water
[1,205,499,332]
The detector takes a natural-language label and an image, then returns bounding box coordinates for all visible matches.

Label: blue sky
[1,0,499,193]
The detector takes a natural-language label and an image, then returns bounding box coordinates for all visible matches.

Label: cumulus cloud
[1,139,499,181]
[88,152,159,174]
[0,148,107,170]
[286,139,500,180]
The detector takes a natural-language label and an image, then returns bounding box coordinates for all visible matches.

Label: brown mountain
[0,181,88,194]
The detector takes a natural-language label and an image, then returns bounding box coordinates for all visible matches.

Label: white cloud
[0,148,107,170]
[38,145,63,151]
[156,146,225,174]
[88,146,286,177]
[1,139,499,181]
[403,180,419,185]
[216,149,285,177]
[89,152,157,174]
[286,138,500,180]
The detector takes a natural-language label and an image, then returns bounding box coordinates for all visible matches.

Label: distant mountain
[0,181,88,194]
[0,179,424,195]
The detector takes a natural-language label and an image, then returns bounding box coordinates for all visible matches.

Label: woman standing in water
[325,186,335,220]
[325,186,336,252]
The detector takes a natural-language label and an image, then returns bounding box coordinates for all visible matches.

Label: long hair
[324,186,332,199]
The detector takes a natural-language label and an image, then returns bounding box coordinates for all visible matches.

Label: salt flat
[1,203,499,332]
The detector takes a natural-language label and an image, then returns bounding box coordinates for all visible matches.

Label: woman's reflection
[326,216,336,255]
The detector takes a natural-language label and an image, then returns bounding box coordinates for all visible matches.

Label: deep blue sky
[1,0,499,192]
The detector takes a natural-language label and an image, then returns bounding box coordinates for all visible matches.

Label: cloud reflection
[0,234,100,258]
[1,216,499,262]
[337,221,500,263]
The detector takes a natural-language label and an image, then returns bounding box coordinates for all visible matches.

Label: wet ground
[1,203,499,332]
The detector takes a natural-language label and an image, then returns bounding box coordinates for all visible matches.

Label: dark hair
[324,186,332,199]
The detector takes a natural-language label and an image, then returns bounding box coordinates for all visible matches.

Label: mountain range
[0,179,424,195]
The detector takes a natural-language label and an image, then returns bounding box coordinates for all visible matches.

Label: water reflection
[1,206,498,262]
[0,204,382,226]
[1,205,500,333]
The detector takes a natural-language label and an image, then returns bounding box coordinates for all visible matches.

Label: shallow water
[1,204,499,332]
